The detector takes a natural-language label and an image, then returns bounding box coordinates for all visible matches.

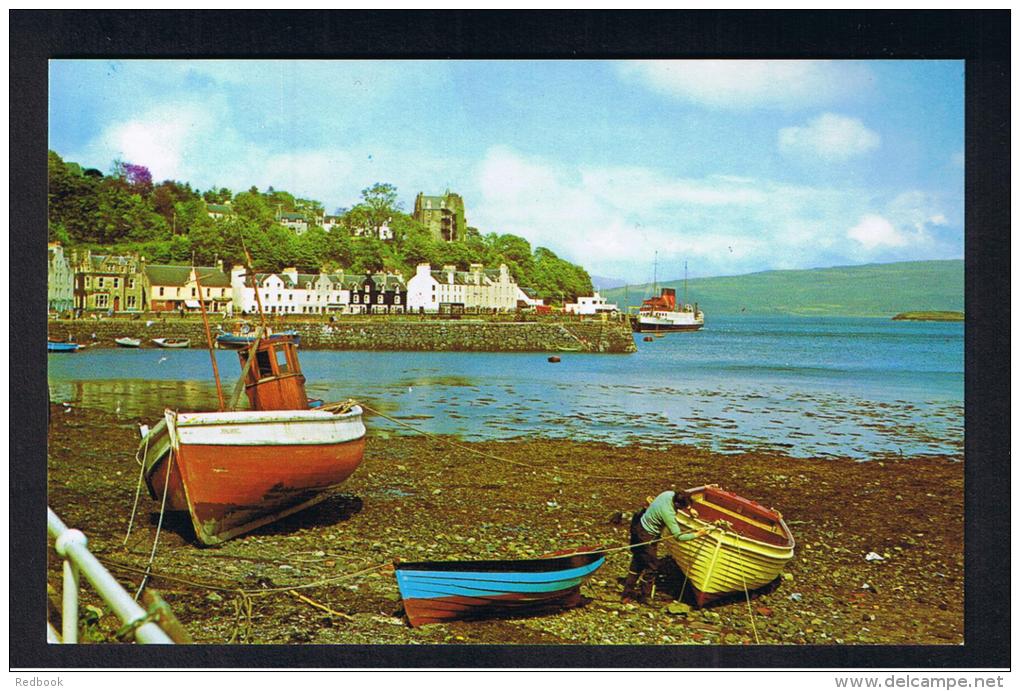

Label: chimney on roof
[283,267,298,283]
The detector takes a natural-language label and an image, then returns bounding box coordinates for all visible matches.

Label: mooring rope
[734,536,762,644]
[123,430,150,545]
[356,401,641,482]
[133,445,174,601]
[104,556,393,595]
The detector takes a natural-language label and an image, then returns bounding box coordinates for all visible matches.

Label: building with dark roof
[145,263,232,313]
[413,191,466,242]
[405,262,519,313]
[230,267,407,315]
[277,211,309,235]
[206,203,233,220]
[71,250,147,313]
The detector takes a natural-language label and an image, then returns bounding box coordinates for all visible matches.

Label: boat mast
[193,265,226,411]
[653,251,658,297]
[684,260,688,305]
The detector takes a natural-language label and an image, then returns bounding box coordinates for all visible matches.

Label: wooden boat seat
[687,490,791,547]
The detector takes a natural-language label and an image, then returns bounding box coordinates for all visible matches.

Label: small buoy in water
[548,356,561,363]
[643,336,653,342]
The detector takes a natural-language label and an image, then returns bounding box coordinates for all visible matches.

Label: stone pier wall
[47,318,637,354]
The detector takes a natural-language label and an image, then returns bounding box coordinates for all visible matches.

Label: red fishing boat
[138,335,366,545]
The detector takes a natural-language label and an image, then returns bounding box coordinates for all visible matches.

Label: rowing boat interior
[685,487,792,547]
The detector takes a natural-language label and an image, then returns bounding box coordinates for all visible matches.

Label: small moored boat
[115,337,142,348]
[394,548,606,627]
[216,328,300,349]
[662,485,795,607]
[151,338,190,349]
[47,341,81,353]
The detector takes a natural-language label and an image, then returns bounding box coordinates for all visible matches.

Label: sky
[49,59,964,284]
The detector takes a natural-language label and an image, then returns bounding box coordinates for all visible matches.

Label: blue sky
[49,59,964,284]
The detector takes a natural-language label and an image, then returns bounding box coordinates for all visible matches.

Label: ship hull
[631,320,704,333]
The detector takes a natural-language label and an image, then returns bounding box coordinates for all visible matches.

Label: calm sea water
[47,315,964,460]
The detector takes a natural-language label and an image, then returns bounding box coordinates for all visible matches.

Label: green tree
[350,237,386,274]
[232,191,277,229]
[359,182,402,234]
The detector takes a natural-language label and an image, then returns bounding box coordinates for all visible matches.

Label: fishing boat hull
[395,550,605,627]
[662,486,795,607]
[47,341,81,352]
[115,337,142,348]
[140,407,366,545]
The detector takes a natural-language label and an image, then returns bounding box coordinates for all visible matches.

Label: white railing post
[61,550,81,643]
[48,508,174,644]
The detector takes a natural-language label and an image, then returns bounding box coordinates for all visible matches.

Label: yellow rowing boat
[661,485,795,607]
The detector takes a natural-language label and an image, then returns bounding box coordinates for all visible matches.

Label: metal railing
[47,507,174,644]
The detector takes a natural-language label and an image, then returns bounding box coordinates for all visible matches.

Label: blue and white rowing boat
[394,548,605,626]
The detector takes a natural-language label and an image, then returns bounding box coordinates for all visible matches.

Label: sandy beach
[46,402,963,646]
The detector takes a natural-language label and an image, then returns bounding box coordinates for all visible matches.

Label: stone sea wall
[47,318,637,354]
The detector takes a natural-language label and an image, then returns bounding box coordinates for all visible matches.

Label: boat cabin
[237,336,310,410]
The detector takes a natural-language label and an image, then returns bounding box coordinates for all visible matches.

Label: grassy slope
[602,260,964,317]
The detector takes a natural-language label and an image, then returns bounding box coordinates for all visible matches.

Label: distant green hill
[602,260,964,318]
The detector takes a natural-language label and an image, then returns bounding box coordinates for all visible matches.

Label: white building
[515,286,544,309]
[47,243,74,313]
[232,266,351,315]
[352,218,393,241]
[278,212,309,235]
[564,291,618,316]
[230,266,407,315]
[406,263,519,313]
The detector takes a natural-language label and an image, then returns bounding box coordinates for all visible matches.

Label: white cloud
[471,147,918,282]
[778,113,880,162]
[616,60,870,110]
[89,102,216,181]
[847,215,908,249]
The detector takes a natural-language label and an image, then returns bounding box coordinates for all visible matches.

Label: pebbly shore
[46,403,963,646]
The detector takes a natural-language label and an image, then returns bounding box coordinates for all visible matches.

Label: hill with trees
[47,151,593,302]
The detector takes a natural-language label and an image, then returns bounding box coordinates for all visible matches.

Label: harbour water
[47,315,964,460]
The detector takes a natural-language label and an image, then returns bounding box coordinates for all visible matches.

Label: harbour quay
[45,316,638,354]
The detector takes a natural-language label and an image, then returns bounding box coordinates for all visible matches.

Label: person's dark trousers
[622,509,659,601]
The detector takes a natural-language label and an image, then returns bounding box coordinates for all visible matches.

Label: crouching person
[622,490,707,603]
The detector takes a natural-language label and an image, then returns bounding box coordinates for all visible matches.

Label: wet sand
[46,403,963,646]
